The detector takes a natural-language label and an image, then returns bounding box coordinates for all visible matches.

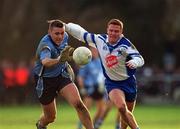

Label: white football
[73,46,92,65]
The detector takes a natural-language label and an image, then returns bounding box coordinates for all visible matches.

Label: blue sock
[115,123,120,129]
[77,121,83,129]
[94,119,103,129]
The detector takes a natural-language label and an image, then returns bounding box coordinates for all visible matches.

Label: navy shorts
[85,85,104,100]
[105,76,137,102]
[34,74,72,105]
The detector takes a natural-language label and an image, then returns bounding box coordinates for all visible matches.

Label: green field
[0,103,180,129]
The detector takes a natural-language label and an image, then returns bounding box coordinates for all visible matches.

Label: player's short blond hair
[107,19,123,29]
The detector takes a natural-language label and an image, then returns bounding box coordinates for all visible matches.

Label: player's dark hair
[47,19,64,29]
[108,19,123,29]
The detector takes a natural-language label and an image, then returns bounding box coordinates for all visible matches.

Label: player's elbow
[42,59,49,66]
[136,56,145,67]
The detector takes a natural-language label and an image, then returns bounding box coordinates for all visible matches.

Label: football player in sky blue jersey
[33,20,94,129]
[64,19,144,129]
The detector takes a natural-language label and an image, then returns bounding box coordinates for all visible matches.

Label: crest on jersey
[117,50,122,56]
[103,45,108,50]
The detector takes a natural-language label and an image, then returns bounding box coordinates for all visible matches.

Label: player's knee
[74,100,85,111]
[118,103,127,114]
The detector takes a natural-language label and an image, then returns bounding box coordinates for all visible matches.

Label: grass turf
[0,103,180,129]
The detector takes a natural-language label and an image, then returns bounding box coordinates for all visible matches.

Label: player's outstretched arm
[65,23,87,42]
[41,46,74,67]
[64,22,99,47]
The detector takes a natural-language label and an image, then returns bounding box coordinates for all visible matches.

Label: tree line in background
[0,0,180,66]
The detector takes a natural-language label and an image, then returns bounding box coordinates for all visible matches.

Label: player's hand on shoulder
[58,45,75,63]
[58,19,68,29]
[58,19,66,25]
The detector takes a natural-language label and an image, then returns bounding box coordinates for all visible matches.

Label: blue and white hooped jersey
[66,23,144,81]
[83,33,141,81]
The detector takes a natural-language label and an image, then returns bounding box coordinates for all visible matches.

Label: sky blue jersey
[33,33,69,77]
[78,58,104,88]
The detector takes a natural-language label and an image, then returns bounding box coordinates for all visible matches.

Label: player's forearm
[65,23,86,41]
[41,57,60,67]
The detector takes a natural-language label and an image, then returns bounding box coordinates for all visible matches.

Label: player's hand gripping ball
[73,46,92,66]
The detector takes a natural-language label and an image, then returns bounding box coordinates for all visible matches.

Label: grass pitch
[0,103,180,129]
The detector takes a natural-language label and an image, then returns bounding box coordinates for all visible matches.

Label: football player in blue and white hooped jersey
[64,19,144,129]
